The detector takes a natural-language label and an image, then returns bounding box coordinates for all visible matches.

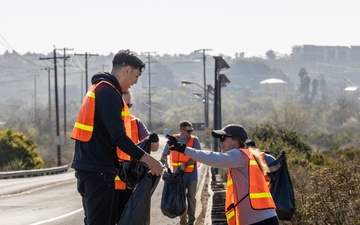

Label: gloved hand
[148,132,159,142]
[167,139,186,155]
[166,135,178,146]
[171,142,186,153]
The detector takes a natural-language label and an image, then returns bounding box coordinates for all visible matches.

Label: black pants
[75,170,115,225]
[110,188,133,225]
[251,216,279,225]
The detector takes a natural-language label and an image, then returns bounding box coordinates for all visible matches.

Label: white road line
[29,208,83,225]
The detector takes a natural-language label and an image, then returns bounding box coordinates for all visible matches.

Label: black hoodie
[71,72,145,174]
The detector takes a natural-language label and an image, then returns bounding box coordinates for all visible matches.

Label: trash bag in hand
[138,139,152,154]
[118,172,161,225]
[268,151,295,221]
[119,138,156,189]
[161,167,186,218]
[119,159,149,189]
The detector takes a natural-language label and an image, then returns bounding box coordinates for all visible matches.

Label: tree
[266,50,276,59]
[310,78,319,101]
[249,122,312,157]
[298,67,308,94]
[0,127,43,171]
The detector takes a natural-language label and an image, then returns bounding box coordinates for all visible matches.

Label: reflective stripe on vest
[130,116,140,144]
[115,175,124,190]
[225,148,276,225]
[225,172,237,225]
[170,134,195,173]
[115,102,133,162]
[115,115,139,190]
[71,81,120,141]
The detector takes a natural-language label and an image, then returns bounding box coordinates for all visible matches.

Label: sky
[1,0,359,58]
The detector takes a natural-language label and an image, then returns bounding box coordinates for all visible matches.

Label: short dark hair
[112,49,145,72]
[180,120,192,128]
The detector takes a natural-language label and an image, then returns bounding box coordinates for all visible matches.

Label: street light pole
[213,56,230,152]
[181,81,214,148]
[196,49,212,148]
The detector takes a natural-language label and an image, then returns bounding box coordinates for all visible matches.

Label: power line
[0,33,43,67]
[74,52,98,91]
[56,47,73,136]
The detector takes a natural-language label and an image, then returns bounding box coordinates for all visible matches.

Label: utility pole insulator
[75,53,99,92]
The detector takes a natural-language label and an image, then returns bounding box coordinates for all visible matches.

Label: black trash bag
[118,139,152,189]
[160,167,186,218]
[138,138,152,154]
[268,151,295,221]
[118,172,161,225]
[119,159,149,189]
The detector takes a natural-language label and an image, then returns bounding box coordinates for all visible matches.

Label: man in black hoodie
[71,49,163,225]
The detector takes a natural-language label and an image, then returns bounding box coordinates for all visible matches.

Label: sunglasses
[182,128,193,133]
[126,102,133,108]
[220,135,232,142]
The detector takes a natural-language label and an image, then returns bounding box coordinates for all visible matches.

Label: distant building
[292,45,360,62]
[259,78,287,95]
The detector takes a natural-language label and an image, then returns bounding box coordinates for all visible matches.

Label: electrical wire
[0,33,49,67]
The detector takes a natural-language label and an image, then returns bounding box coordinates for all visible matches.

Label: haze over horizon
[1,0,359,58]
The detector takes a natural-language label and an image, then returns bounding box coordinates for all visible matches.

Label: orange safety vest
[260,152,271,187]
[225,148,276,225]
[116,115,138,162]
[115,115,140,190]
[130,116,140,143]
[71,81,130,141]
[69,80,132,191]
[169,134,195,173]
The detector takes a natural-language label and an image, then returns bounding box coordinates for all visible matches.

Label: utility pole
[41,67,53,133]
[75,52,98,92]
[142,51,156,130]
[34,75,37,122]
[98,64,108,72]
[195,49,212,148]
[40,49,67,166]
[56,47,73,136]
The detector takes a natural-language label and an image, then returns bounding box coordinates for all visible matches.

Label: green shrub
[0,127,44,171]
[248,123,312,157]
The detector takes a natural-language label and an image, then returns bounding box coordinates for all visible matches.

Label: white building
[259,78,287,95]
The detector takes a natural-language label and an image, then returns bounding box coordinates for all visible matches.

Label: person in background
[71,49,163,225]
[110,90,159,225]
[167,124,279,225]
[161,120,201,225]
[245,139,275,187]
[245,139,276,164]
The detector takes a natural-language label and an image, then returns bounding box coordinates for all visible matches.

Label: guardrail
[0,165,69,179]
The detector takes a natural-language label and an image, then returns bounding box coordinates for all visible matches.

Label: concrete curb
[195,164,209,223]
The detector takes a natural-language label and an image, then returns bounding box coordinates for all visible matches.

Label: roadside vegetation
[1,52,360,224]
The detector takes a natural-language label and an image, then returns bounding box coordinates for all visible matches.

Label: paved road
[0,136,209,225]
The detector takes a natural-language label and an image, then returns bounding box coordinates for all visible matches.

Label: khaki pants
[180,181,197,225]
